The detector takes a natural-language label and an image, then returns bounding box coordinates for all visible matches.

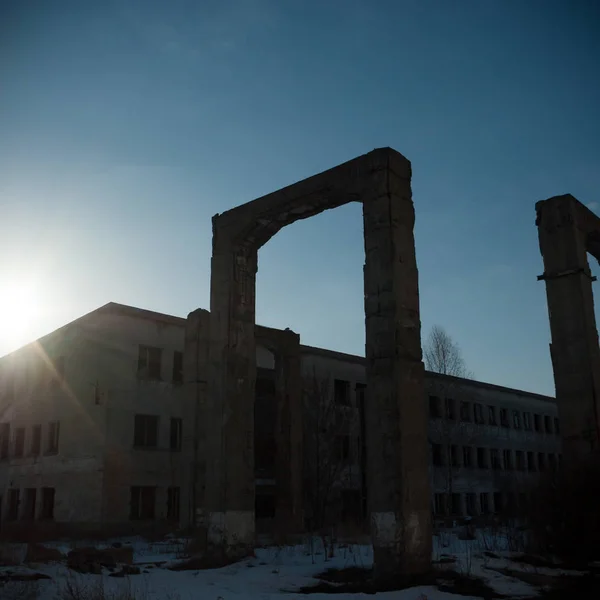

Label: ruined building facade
[0,302,560,534]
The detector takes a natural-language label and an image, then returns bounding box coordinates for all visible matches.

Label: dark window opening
[523,412,532,430]
[172,351,183,384]
[479,492,490,515]
[460,401,472,422]
[170,418,182,451]
[7,489,19,521]
[450,445,459,468]
[134,415,159,448]
[0,423,9,459]
[554,417,560,435]
[22,488,36,520]
[527,451,536,472]
[503,449,513,470]
[432,443,443,466]
[333,379,351,406]
[429,395,441,418]
[462,446,473,467]
[255,488,276,519]
[516,450,526,471]
[14,427,25,458]
[40,487,55,520]
[137,345,162,381]
[474,403,484,424]
[335,435,351,461]
[534,414,542,432]
[434,493,447,515]
[130,486,156,520]
[31,425,41,456]
[488,406,497,426]
[465,493,476,516]
[477,447,488,469]
[538,452,546,471]
[167,487,180,520]
[46,421,60,454]
[445,398,456,420]
[494,492,503,514]
[451,493,461,515]
[500,408,509,428]
[512,411,521,429]
[490,449,501,470]
[341,489,362,523]
[544,415,553,434]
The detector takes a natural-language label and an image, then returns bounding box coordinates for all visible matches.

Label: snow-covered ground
[0,529,586,599]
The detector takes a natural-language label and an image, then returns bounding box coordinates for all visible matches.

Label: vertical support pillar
[362,157,432,579]
[536,195,600,460]
[274,330,303,534]
[206,239,258,557]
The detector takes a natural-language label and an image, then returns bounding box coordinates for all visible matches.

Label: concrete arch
[204,147,431,578]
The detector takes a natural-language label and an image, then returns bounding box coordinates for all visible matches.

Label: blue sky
[1,0,599,396]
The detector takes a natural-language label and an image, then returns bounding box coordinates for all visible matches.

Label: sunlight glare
[0,279,40,352]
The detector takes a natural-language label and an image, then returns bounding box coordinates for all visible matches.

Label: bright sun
[0,280,40,352]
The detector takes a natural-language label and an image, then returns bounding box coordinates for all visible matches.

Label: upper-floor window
[503,449,513,470]
[0,422,10,459]
[534,414,542,432]
[516,450,526,470]
[333,379,351,406]
[445,398,456,421]
[523,412,532,430]
[544,415,553,434]
[31,424,41,456]
[538,452,546,471]
[512,410,521,429]
[432,443,443,466]
[460,401,472,422]
[335,434,351,461]
[46,421,60,454]
[554,417,560,435]
[14,427,25,458]
[462,446,473,467]
[527,451,536,471]
[429,395,441,418]
[474,403,485,424]
[477,447,488,469]
[490,448,501,470]
[450,445,459,467]
[488,406,497,426]
[170,417,182,451]
[500,408,510,428]
[134,414,158,448]
[138,345,162,381]
[172,351,183,384]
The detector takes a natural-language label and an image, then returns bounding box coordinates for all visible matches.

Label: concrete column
[362,161,432,580]
[273,330,303,533]
[536,195,600,460]
[206,243,258,557]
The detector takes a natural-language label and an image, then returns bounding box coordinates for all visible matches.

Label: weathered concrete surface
[536,194,600,460]
[207,147,431,577]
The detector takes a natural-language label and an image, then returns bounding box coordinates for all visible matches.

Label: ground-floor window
[40,487,55,520]
[130,486,156,520]
[479,492,490,515]
[167,487,180,520]
[22,488,36,520]
[7,489,19,521]
[255,486,276,519]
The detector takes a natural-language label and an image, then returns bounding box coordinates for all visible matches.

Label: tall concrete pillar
[206,244,258,556]
[363,163,432,579]
[536,194,600,460]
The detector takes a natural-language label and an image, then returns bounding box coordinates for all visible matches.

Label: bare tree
[424,325,476,518]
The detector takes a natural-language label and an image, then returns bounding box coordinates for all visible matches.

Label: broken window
[134,415,159,448]
[500,408,509,428]
[40,488,55,520]
[333,379,351,406]
[137,345,162,381]
[544,415,553,434]
[465,493,476,516]
[512,410,521,429]
[432,443,443,466]
[167,487,180,520]
[538,452,546,471]
[477,447,488,469]
[31,425,41,456]
[0,422,9,459]
[22,488,36,520]
[527,451,536,471]
[503,449,513,470]
[488,406,497,426]
[46,421,60,454]
[523,412,532,430]
[445,398,456,420]
[14,427,25,458]
[534,414,542,432]
[170,418,182,451]
[516,450,526,471]
[462,446,473,468]
[450,445,459,468]
[7,489,19,521]
[429,395,441,418]
[474,403,484,424]
[172,351,183,384]
[490,449,501,470]
[130,486,156,520]
[460,401,472,422]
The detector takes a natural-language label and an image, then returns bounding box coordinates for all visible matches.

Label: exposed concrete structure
[206,148,431,577]
[536,194,600,460]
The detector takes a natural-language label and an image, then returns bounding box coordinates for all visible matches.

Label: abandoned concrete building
[0,301,561,533]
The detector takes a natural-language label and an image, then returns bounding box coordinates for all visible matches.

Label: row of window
[431,443,561,472]
[134,415,182,451]
[434,490,528,517]
[138,346,183,383]
[429,396,559,434]
[2,487,55,521]
[0,422,60,460]
[130,486,180,521]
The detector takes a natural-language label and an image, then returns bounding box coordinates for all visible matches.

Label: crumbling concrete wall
[206,148,431,578]
[536,194,600,460]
